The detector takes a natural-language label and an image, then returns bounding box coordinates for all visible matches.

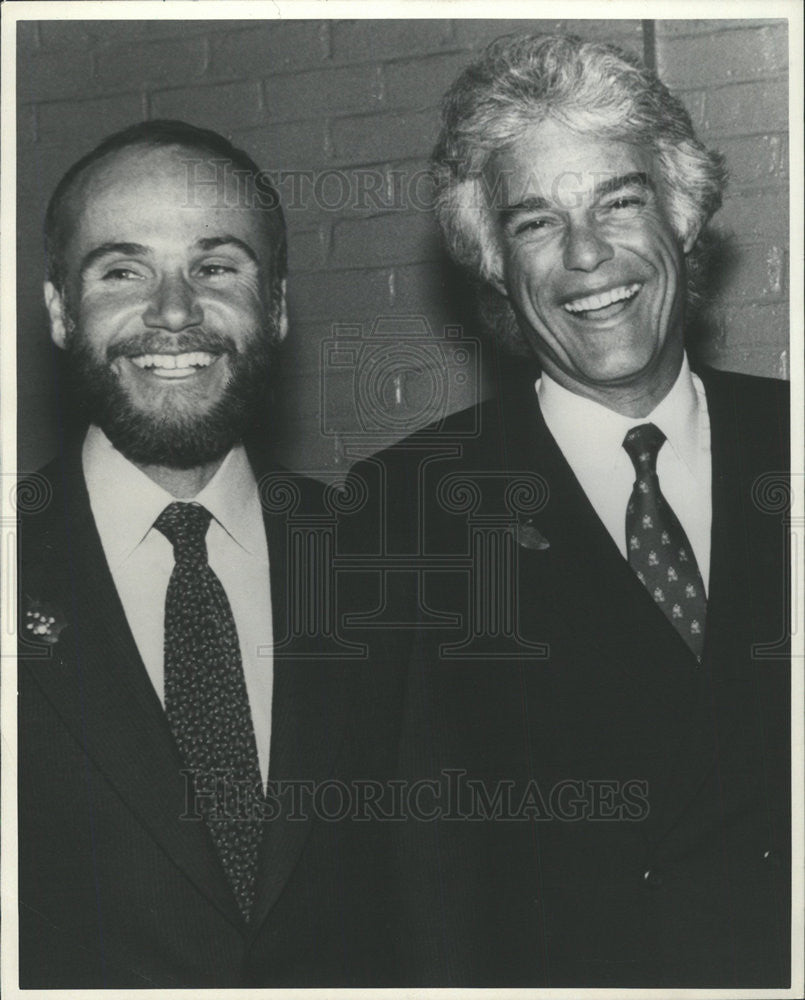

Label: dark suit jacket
[347,365,791,987]
[18,442,405,987]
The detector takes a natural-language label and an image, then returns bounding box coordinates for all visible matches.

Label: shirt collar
[82,426,261,566]
[646,354,701,474]
[194,446,262,554]
[536,354,702,475]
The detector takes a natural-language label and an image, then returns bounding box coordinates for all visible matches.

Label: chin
[68,335,272,468]
[580,344,663,382]
[105,416,239,469]
[585,365,652,386]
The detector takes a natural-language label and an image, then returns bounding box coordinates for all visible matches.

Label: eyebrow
[499,171,654,225]
[499,195,552,219]
[78,235,260,279]
[594,171,654,200]
[196,235,259,264]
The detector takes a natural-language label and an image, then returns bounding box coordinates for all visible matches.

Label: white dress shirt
[83,426,274,784]
[536,355,712,592]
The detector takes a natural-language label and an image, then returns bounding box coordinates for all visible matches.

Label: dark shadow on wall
[685,228,743,370]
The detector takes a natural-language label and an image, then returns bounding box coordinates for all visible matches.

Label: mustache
[106,330,237,360]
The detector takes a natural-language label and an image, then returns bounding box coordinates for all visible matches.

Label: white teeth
[130,352,215,370]
[563,283,641,314]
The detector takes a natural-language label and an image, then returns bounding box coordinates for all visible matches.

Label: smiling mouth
[563,283,641,318]
[128,351,220,379]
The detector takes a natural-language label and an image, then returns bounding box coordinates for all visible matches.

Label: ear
[43,281,69,349]
[276,278,289,342]
[487,269,508,297]
[679,220,702,257]
[681,224,700,257]
[482,245,509,297]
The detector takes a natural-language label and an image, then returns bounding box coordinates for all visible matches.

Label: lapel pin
[512,518,550,551]
[24,599,68,646]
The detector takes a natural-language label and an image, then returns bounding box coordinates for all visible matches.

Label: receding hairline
[46,135,287,289]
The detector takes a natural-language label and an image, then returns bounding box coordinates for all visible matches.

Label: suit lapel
[495,384,701,681]
[628,371,752,840]
[248,470,357,934]
[21,451,243,927]
[699,368,756,670]
[486,381,723,841]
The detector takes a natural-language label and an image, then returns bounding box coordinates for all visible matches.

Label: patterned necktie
[155,501,262,921]
[623,423,707,659]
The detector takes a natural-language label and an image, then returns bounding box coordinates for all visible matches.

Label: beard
[64,322,276,469]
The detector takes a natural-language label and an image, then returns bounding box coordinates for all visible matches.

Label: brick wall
[654,19,789,379]
[16,17,789,474]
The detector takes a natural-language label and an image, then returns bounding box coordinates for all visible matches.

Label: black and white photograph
[1,1,802,994]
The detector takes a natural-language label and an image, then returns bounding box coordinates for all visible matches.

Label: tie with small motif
[155,502,262,921]
[623,423,707,659]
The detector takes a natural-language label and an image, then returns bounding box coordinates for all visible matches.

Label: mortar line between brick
[319,22,332,61]
[200,36,211,78]
[642,20,657,71]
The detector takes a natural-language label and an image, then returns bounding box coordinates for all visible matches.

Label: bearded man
[18,120,403,988]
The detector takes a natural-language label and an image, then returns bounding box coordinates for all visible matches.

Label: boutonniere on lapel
[23,596,69,646]
[510,516,550,551]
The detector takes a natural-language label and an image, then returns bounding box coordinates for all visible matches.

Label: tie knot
[154,502,212,562]
[623,422,666,475]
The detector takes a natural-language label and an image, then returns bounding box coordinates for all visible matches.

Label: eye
[514,216,556,236]
[196,263,238,279]
[102,266,143,281]
[603,196,646,215]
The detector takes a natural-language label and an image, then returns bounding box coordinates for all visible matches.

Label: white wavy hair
[432,34,728,352]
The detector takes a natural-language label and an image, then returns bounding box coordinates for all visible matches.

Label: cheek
[631,212,683,271]
[70,300,118,341]
[83,301,144,344]
[77,284,149,330]
[202,291,267,334]
[509,269,561,331]
[506,244,554,297]
[646,239,685,315]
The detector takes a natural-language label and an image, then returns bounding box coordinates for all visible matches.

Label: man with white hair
[366,34,790,987]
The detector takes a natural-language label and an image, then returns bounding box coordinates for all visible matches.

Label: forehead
[61,144,273,264]
[488,118,656,208]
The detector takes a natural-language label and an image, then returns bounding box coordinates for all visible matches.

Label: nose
[142,272,203,331]
[562,217,614,272]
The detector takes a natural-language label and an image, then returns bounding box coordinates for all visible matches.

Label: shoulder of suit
[347,398,502,473]
[696,364,789,406]
[248,461,338,522]
[697,364,789,436]
[19,449,80,538]
[696,365,790,484]
[17,451,84,621]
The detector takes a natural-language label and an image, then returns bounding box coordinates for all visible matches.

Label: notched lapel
[20,461,243,927]
[490,387,713,841]
[249,656,356,932]
[248,477,360,933]
[504,390,701,681]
